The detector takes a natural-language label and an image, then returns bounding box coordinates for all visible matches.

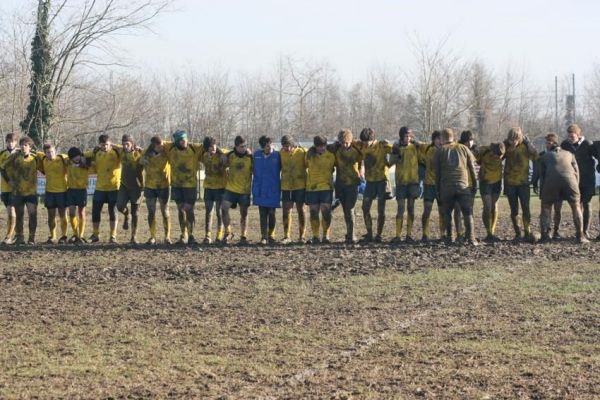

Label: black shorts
[480,181,502,197]
[305,190,333,205]
[281,189,306,203]
[395,184,420,199]
[1,192,12,208]
[44,191,67,209]
[204,188,224,202]
[363,180,387,200]
[171,187,197,205]
[334,184,358,205]
[144,187,170,202]
[93,190,118,206]
[580,185,595,203]
[67,189,87,208]
[223,190,251,206]
[13,194,38,206]
[117,185,143,209]
[422,184,438,202]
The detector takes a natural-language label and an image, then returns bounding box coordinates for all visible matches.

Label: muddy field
[1,197,600,399]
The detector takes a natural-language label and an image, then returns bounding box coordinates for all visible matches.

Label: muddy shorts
[281,189,306,204]
[171,187,197,205]
[305,190,333,205]
[422,184,438,202]
[480,181,502,197]
[223,190,250,207]
[395,183,420,199]
[1,192,12,208]
[117,185,143,209]
[335,183,358,205]
[44,191,67,209]
[541,180,580,204]
[363,180,387,200]
[440,187,473,216]
[204,188,224,202]
[144,187,170,202]
[93,190,118,206]
[12,194,38,206]
[580,185,595,203]
[67,189,87,208]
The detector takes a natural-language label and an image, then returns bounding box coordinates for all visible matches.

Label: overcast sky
[3,0,600,89]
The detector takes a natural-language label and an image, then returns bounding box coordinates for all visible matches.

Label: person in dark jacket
[532,146,562,239]
[539,133,586,243]
[560,124,598,239]
[252,135,281,245]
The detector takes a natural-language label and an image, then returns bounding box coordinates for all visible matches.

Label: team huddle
[0,123,596,246]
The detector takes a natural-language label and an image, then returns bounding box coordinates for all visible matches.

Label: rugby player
[0,133,18,244]
[358,128,393,242]
[163,130,204,245]
[539,133,587,243]
[221,135,253,244]
[418,130,443,242]
[560,124,598,239]
[37,143,69,244]
[305,135,336,244]
[503,127,538,242]
[141,136,171,245]
[280,135,307,244]
[476,142,505,242]
[434,128,478,245]
[331,129,362,244]
[391,126,422,242]
[65,147,91,243]
[117,134,144,244]
[253,135,281,245]
[85,134,122,243]
[1,136,39,244]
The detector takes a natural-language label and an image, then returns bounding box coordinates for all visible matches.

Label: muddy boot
[510,215,522,241]
[464,216,478,246]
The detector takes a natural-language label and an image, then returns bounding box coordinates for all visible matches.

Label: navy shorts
[13,195,38,206]
[144,187,171,202]
[395,184,420,199]
[363,180,387,200]
[1,192,12,208]
[44,191,67,209]
[117,186,143,209]
[305,190,333,205]
[171,187,197,205]
[67,189,87,208]
[422,184,438,202]
[223,190,251,206]
[480,181,502,197]
[93,190,118,206]
[281,189,306,203]
[204,188,224,202]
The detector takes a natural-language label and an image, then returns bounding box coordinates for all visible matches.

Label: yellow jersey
[120,149,144,189]
[1,151,39,196]
[280,147,307,191]
[0,149,16,193]
[306,148,336,191]
[142,149,170,190]
[67,160,90,190]
[503,142,538,186]
[164,142,204,188]
[85,147,122,191]
[225,151,253,194]
[38,152,69,193]
[201,150,228,190]
[476,146,503,184]
[419,144,439,186]
[393,142,421,185]
[334,145,362,186]
[358,140,393,182]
